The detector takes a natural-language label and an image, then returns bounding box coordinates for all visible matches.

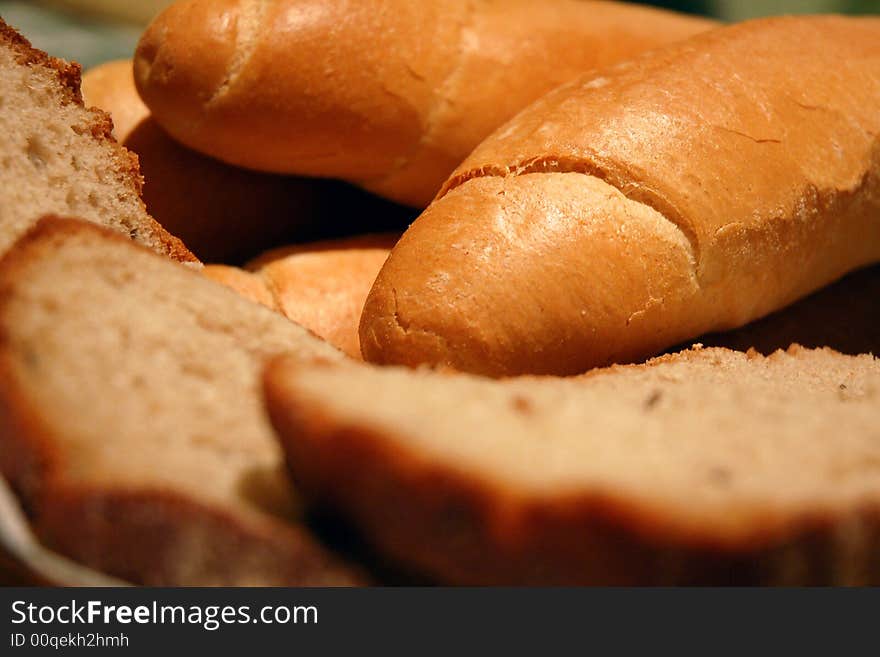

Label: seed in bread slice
[0,217,360,585]
[265,346,880,585]
[0,20,195,262]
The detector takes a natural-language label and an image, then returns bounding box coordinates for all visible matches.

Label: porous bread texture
[205,233,397,358]
[0,21,195,262]
[0,217,358,586]
[266,346,880,585]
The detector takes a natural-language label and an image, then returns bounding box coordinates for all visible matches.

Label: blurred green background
[0,0,878,69]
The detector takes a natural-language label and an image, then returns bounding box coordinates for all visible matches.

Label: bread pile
[0,2,878,585]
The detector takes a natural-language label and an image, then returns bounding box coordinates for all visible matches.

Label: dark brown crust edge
[264,354,880,585]
[0,217,363,585]
[0,19,198,264]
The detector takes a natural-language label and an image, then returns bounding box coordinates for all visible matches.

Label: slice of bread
[0,217,361,585]
[266,346,880,585]
[0,20,195,262]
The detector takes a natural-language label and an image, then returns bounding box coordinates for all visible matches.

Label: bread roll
[203,265,279,311]
[205,234,398,358]
[82,59,321,263]
[266,345,880,585]
[360,16,880,377]
[133,0,715,207]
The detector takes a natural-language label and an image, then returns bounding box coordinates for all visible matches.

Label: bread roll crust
[82,59,322,263]
[205,234,398,358]
[361,16,880,376]
[134,0,715,206]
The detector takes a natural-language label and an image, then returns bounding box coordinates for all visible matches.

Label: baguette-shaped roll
[360,16,880,376]
[133,0,715,207]
[204,234,397,358]
[82,60,321,263]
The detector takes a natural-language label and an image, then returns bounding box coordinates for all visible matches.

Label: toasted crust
[134,0,714,207]
[360,16,880,376]
[0,217,362,586]
[265,346,880,585]
[81,59,151,142]
[0,19,84,105]
[0,20,197,263]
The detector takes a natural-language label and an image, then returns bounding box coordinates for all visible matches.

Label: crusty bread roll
[205,234,398,358]
[266,345,880,585]
[133,0,716,207]
[360,16,880,377]
[203,265,279,311]
[81,59,321,263]
[0,20,194,263]
[0,216,362,586]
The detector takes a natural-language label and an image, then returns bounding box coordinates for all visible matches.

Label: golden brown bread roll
[205,234,398,358]
[360,15,880,377]
[201,265,279,311]
[81,60,321,263]
[133,0,716,207]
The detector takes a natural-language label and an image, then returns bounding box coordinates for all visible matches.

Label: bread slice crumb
[266,345,880,584]
[0,19,195,262]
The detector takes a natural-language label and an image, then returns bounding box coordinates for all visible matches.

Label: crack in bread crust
[206,0,269,107]
[439,155,701,271]
[361,0,478,191]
